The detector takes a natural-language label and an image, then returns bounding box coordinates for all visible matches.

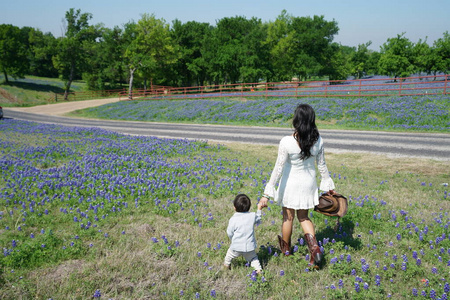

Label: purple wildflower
[375,274,381,286]
[362,264,370,273]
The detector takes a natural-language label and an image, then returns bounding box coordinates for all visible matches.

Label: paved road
[3,108,450,161]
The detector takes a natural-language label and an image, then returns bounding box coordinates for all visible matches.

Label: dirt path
[6,98,121,116]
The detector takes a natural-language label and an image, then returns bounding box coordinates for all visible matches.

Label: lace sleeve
[316,144,335,191]
[263,140,288,198]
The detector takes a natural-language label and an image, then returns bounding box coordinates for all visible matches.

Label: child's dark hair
[234,194,251,212]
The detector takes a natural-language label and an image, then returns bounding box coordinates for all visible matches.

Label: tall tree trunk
[128,67,136,100]
[3,71,9,84]
[64,64,75,101]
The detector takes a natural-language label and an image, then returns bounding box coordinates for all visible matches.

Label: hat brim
[315,193,348,218]
[336,196,348,218]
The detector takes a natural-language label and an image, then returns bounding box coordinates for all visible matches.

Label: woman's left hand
[259,196,269,208]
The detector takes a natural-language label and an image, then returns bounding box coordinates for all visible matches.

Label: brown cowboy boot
[304,233,323,269]
[277,235,291,256]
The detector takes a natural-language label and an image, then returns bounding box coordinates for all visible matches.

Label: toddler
[223,193,264,273]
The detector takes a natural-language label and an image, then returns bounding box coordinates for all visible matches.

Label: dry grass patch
[220,142,449,178]
[326,152,450,177]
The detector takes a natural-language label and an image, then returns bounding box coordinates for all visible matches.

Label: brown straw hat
[314,191,348,218]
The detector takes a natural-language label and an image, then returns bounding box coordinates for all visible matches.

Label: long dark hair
[292,104,319,160]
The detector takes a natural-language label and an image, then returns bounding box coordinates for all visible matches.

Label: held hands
[258,196,269,209]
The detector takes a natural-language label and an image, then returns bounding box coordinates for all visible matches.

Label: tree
[412,38,440,77]
[27,28,58,77]
[265,11,339,81]
[170,20,212,86]
[123,14,176,99]
[265,10,299,81]
[0,24,29,83]
[433,31,450,75]
[53,8,100,100]
[378,33,414,80]
[205,16,268,84]
[366,51,381,75]
[83,26,127,90]
[322,43,352,81]
[239,19,270,83]
[291,14,339,80]
[350,42,372,79]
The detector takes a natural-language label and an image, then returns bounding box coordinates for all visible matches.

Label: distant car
[0,106,3,119]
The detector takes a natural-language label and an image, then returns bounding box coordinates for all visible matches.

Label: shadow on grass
[1,81,66,93]
[249,218,361,270]
[315,218,361,269]
[256,218,361,269]
[316,218,361,250]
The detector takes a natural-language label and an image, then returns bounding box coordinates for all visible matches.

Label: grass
[70,95,450,132]
[1,75,448,132]
[0,119,449,299]
[0,75,87,107]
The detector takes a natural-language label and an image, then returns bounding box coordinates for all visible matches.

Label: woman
[259,103,335,269]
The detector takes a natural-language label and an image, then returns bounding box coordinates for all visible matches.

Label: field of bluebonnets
[73,95,450,132]
[1,113,449,299]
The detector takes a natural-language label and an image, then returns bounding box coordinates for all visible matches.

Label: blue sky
[2,0,449,50]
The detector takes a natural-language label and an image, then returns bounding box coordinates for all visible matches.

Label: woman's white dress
[263,135,335,210]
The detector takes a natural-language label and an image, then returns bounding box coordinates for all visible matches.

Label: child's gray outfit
[224,210,262,271]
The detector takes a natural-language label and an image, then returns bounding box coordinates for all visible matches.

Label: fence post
[358,80,362,96]
[445,74,448,95]
[399,78,402,96]
[265,82,268,99]
[54,93,58,102]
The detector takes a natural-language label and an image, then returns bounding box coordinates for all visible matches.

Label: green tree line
[1,9,449,100]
